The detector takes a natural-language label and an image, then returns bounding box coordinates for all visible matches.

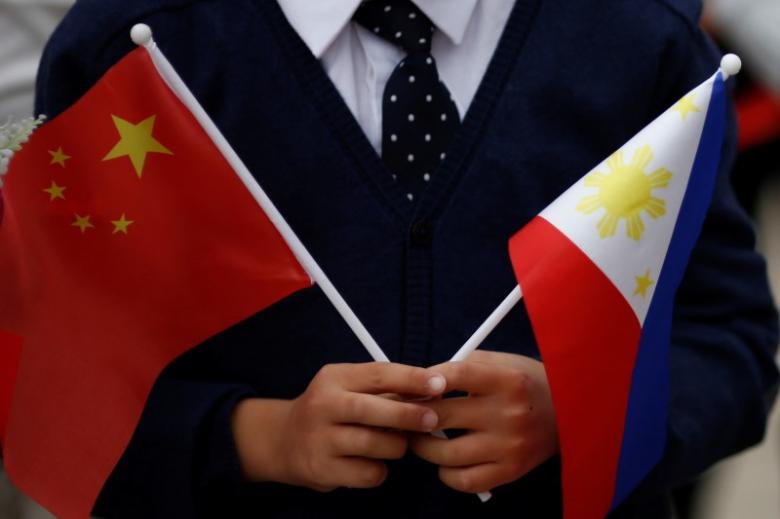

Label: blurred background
[0,0,778,517]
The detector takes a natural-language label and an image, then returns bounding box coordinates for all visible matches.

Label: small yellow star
[672,94,700,120]
[49,147,71,167]
[103,115,172,178]
[43,180,66,201]
[71,214,95,234]
[111,213,134,235]
[633,269,655,298]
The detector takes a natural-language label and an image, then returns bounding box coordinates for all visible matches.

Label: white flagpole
[444,284,524,502]
[133,23,491,503]
[131,24,554,503]
[131,23,494,503]
[449,285,523,362]
[130,25,389,363]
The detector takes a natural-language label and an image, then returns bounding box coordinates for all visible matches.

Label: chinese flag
[0,47,311,518]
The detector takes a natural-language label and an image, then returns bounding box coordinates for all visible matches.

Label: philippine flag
[508,57,735,519]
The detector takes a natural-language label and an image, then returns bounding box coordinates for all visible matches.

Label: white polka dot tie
[354,0,460,202]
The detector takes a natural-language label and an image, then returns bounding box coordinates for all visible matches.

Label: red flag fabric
[0,330,23,449]
[0,47,311,517]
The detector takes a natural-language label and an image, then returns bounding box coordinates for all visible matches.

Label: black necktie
[354,0,461,203]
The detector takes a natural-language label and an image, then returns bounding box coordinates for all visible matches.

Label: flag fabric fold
[0,45,311,518]
[509,71,727,518]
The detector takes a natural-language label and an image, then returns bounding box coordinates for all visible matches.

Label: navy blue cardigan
[36,1,778,517]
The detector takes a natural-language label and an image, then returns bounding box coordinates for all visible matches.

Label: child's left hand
[410,350,558,494]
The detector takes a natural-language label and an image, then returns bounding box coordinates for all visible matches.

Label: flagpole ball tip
[720,54,741,78]
[130,24,153,46]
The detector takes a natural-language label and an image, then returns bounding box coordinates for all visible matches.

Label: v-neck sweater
[33,1,779,518]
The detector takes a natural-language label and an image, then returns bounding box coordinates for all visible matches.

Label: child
[35,0,778,517]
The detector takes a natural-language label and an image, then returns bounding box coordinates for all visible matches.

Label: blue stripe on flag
[611,73,727,508]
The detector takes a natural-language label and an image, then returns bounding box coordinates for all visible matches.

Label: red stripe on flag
[0,330,23,451]
[509,217,641,519]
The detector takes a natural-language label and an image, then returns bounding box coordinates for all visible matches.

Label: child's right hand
[231,362,446,491]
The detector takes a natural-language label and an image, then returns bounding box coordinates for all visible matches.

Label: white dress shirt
[277,0,515,154]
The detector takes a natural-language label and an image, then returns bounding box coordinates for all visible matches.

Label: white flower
[0,114,47,179]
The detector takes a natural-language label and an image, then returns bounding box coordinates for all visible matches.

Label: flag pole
[441,284,524,503]
[131,25,538,503]
[449,285,523,362]
[130,25,389,363]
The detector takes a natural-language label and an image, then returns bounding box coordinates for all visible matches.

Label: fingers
[410,432,498,467]
[412,431,522,493]
[326,457,389,489]
[428,361,519,395]
[325,363,446,397]
[439,463,513,494]
[336,392,439,432]
[468,350,539,372]
[332,426,408,460]
[467,349,515,365]
[421,396,491,431]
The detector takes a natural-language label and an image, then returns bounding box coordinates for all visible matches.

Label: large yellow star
[111,213,134,235]
[71,214,95,234]
[102,115,172,178]
[49,147,71,167]
[43,180,66,201]
[672,94,700,120]
[633,269,655,298]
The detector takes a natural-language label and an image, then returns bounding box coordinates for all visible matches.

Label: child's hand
[232,362,446,491]
[410,350,558,494]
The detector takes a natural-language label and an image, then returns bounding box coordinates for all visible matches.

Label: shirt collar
[414,0,477,45]
[277,0,479,59]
